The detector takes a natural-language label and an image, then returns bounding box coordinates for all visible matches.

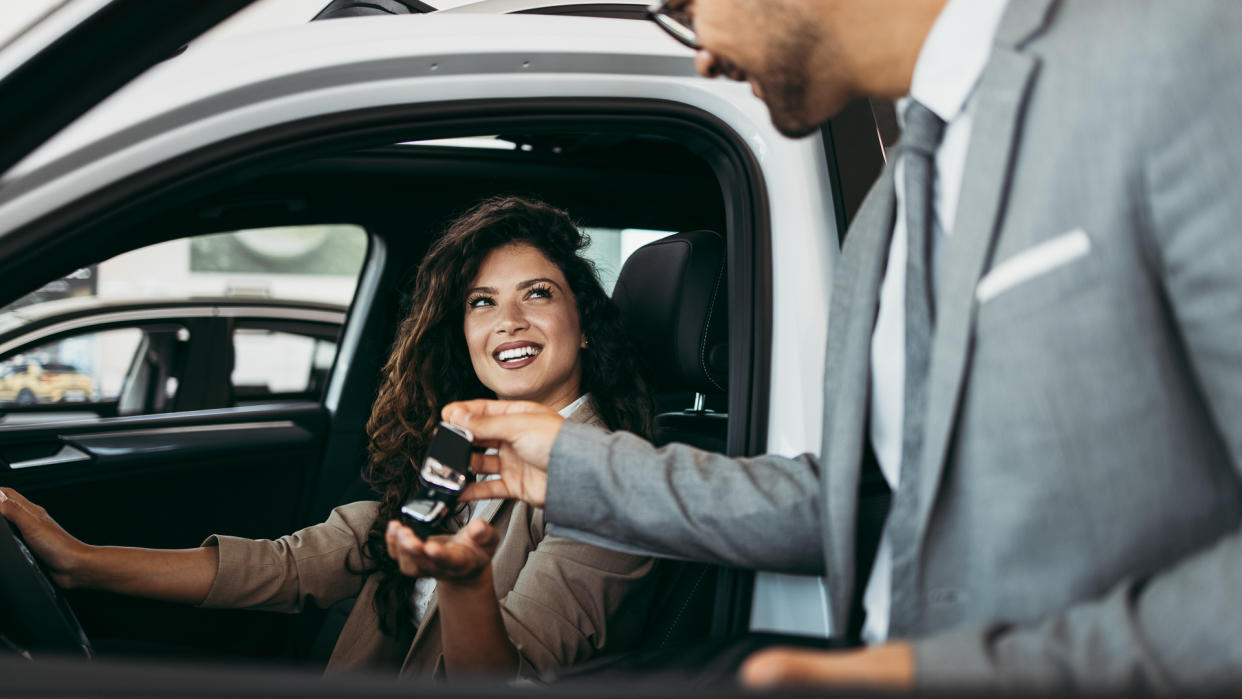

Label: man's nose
[694,49,723,78]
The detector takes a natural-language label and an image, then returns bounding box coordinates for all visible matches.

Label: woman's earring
[581,336,589,348]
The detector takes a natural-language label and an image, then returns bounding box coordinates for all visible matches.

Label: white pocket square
[976,228,1092,304]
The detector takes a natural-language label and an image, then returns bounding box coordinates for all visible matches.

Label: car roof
[6,13,697,182]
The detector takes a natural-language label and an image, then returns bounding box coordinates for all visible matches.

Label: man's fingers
[740,648,834,689]
[739,644,915,690]
[467,451,501,475]
[450,412,525,442]
[459,478,510,502]
[443,399,547,425]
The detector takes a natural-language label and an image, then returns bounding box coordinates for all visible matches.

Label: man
[445,0,1242,691]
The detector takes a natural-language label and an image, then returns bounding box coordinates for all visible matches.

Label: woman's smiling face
[463,242,584,410]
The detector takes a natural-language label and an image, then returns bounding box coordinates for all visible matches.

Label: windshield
[0,1,67,51]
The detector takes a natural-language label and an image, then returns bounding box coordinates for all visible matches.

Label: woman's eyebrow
[466,286,498,295]
[519,278,562,290]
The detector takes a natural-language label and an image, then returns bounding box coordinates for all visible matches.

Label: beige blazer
[200,403,656,679]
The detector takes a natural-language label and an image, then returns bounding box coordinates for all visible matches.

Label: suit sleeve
[545,422,826,575]
[199,501,376,613]
[914,7,1242,692]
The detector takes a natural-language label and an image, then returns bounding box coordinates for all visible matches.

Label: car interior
[0,103,774,669]
[0,0,892,665]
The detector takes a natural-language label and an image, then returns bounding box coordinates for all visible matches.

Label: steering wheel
[0,518,93,659]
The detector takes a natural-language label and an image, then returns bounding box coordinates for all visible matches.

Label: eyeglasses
[646,0,699,50]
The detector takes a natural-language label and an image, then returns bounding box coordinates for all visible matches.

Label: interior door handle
[7,444,91,470]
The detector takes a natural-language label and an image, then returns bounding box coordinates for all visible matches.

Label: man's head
[649,0,947,138]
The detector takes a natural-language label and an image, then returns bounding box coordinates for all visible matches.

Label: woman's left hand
[386,518,500,584]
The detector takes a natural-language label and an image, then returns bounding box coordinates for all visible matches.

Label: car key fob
[400,421,473,539]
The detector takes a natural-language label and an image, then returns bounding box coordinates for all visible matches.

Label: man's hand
[442,399,565,507]
[740,643,915,691]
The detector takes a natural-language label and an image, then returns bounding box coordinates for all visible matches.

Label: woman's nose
[496,301,528,333]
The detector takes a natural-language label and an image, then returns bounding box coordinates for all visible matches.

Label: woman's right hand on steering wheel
[0,487,90,588]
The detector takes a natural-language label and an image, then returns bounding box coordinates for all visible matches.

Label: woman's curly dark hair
[361,195,651,637]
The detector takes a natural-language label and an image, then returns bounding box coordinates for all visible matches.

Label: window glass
[232,329,336,400]
[0,328,142,407]
[0,224,367,421]
[582,227,676,294]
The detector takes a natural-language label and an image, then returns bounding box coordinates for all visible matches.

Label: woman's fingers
[1,487,40,529]
[387,521,431,576]
[387,518,496,580]
[463,519,500,556]
[0,487,18,521]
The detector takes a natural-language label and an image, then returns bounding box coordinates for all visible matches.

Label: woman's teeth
[496,346,541,363]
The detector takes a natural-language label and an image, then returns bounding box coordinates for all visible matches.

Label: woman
[0,196,656,680]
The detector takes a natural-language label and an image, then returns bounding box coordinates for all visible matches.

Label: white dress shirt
[862,0,1009,644]
[412,393,594,625]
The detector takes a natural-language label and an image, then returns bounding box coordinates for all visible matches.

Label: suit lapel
[912,0,1056,552]
[822,162,896,626]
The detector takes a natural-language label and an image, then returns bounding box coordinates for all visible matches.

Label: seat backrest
[612,229,728,403]
[610,229,729,651]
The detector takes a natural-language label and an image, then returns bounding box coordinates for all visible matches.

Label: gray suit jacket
[546,0,1242,691]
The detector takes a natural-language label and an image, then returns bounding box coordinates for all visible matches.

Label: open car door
[0,0,256,179]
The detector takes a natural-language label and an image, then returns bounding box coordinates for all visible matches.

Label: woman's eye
[528,285,553,300]
[467,296,493,309]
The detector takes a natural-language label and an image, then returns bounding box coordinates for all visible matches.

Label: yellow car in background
[0,360,95,405]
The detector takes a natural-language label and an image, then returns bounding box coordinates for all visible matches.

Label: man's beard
[757,25,821,139]
[760,72,818,138]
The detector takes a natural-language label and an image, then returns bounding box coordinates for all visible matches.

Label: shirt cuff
[196,533,246,608]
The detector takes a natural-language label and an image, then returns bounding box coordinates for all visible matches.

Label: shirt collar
[558,393,592,419]
[906,0,1010,123]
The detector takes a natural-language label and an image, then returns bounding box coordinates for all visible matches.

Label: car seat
[602,229,731,653]
[611,229,729,452]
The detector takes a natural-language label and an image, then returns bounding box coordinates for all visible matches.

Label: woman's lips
[492,341,542,370]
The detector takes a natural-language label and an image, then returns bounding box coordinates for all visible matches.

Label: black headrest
[613,230,728,394]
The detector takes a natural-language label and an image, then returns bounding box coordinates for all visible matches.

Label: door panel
[0,401,333,660]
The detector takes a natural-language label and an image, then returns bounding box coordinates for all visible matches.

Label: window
[582,227,676,294]
[0,225,367,423]
[232,328,338,402]
[0,328,143,408]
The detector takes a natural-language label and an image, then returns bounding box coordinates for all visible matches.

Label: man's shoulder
[1038,0,1236,54]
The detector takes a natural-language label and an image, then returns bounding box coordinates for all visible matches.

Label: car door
[0,0,255,178]
[0,238,376,663]
[0,0,376,661]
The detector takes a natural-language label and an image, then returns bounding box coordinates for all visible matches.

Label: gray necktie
[887,100,946,635]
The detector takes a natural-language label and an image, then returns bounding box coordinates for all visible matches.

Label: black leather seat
[612,228,729,452]
[569,229,731,662]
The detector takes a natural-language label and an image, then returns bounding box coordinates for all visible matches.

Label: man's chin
[760,92,820,139]
[769,113,820,139]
